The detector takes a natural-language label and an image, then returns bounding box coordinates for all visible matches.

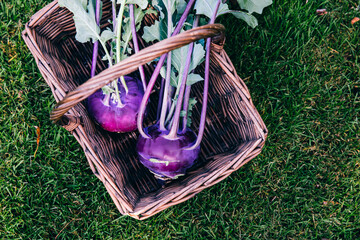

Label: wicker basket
[22,0,268,220]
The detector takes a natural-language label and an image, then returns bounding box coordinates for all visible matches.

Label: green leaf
[189,43,205,72]
[122,7,155,56]
[236,0,272,14]
[171,44,188,73]
[142,20,168,42]
[79,0,88,9]
[142,21,160,42]
[224,10,258,28]
[186,73,204,86]
[170,71,177,88]
[172,43,205,73]
[194,0,229,19]
[121,16,133,52]
[151,0,165,18]
[151,0,185,29]
[160,65,177,87]
[188,98,197,108]
[186,98,197,127]
[162,0,186,15]
[100,29,115,42]
[58,0,100,43]
[160,65,167,79]
[176,0,187,14]
[171,42,205,87]
[144,0,188,48]
[127,0,149,9]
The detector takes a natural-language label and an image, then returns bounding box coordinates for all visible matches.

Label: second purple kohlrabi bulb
[136,124,200,179]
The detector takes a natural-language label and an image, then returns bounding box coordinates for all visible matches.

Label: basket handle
[50,24,226,123]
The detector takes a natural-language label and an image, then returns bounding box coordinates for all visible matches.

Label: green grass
[1,0,360,239]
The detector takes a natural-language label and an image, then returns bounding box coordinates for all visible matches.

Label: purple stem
[182,15,200,132]
[157,77,165,120]
[166,45,194,139]
[181,85,191,132]
[169,86,175,111]
[130,4,147,91]
[159,0,173,131]
[166,16,199,140]
[112,0,117,26]
[159,53,172,130]
[137,0,197,138]
[91,0,101,78]
[186,0,222,150]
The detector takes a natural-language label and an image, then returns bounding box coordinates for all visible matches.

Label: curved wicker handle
[50,24,226,122]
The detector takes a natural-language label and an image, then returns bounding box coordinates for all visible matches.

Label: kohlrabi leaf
[186,73,204,86]
[58,0,100,43]
[142,20,168,42]
[142,20,160,42]
[171,42,205,87]
[79,0,88,9]
[194,0,229,19]
[122,15,133,51]
[120,49,129,60]
[151,0,165,18]
[162,0,187,15]
[180,97,197,127]
[151,0,186,32]
[160,65,177,87]
[236,0,272,14]
[100,29,115,42]
[222,10,258,28]
[160,65,167,79]
[176,0,187,14]
[189,43,205,72]
[127,0,149,9]
[171,44,188,74]
[122,7,156,54]
[172,43,205,73]
[170,71,177,88]
[187,97,197,126]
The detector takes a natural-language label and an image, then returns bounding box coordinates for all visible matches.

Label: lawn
[1,0,359,239]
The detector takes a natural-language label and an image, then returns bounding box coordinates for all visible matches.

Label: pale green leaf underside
[171,42,205,81]
[170,71,177,88]
[100,29,115,42]
[186,73,204,86]
[222,10,258,28]
[127,0,149,9]
[193,0,229,19]
[142,20,168,42]
[189,43,205,73]
[58,0,100,43]
[237,0,272,14]
[180,97,197,127]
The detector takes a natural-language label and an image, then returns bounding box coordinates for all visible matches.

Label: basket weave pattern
[22,0,268,220]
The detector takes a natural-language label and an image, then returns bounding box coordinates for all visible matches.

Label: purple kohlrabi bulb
[136,124,200,179]
[87,76,144,132]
